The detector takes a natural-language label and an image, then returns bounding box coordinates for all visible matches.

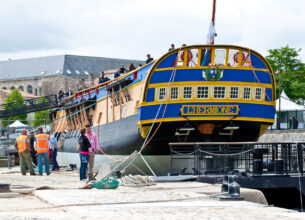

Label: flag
[206,21,216,44]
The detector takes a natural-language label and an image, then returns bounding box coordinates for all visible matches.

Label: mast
[211,0,216,26]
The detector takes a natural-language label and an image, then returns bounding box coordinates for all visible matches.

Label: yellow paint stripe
[154,66,270,72]
[147,81,273,88]
[139,100,275,107]
[138,116,274,125]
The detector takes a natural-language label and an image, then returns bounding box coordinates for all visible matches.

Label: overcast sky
[0,0,304,62]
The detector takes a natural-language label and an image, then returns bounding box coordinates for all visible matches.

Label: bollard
[213,174,244,201]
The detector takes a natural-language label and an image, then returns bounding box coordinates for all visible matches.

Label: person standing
[15,130,35,175]
[47,131,59,171]
[119,64,127,75]
[78,128,91,181]
[85,124,99,181]
[168,43,175,51]
[35,127,50,176]
[58,88,64,105]
[146,54,153,64]
[29,131,37,166]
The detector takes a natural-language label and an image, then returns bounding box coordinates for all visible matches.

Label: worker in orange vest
[14,130,35,175]
[34,127,50,175]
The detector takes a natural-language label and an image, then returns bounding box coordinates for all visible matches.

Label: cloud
[0,0,304,61]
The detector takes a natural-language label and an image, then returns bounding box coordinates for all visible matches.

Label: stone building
[0,55,145,96]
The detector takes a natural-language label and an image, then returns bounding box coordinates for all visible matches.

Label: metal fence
[169,142,305,176]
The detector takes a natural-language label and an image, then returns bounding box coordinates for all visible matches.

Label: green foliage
[2,89,27,127]
[266,45,305,104]
[32,96,50,127]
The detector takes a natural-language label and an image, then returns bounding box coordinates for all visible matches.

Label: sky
[0,0,304,62]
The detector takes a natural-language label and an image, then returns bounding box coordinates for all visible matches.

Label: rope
[196,147,253,156]
[247,48,275,109]
[119,48,182,173]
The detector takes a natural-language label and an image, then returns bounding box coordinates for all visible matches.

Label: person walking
[15,130,36,175]
[85,124,99,181]
[29,131,37,166]
[35,127,50,175]
[47,131,59,171]
[78,128,91,181]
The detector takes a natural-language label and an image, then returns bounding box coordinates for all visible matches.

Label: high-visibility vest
[35,133,49,153]
[16,135,29,153]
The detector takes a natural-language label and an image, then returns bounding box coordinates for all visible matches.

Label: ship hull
[60,113,270,155]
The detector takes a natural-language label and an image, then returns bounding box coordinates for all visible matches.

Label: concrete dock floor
[0,168,304,220]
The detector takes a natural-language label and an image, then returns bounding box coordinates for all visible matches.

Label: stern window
[228,49,240,67]
[158,87,167,101]
[214,49,226,66]
[170,87,179,100]
[197,86,209,99]
[213,86,226,99]
[183,86,193,99]
[255,87,262,100]
[230,86,239,99]
[243,87,251,100]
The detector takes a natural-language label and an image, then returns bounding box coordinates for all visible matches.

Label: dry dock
[0,169,304,220]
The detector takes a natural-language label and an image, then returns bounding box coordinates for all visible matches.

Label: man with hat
[15,130,35,175]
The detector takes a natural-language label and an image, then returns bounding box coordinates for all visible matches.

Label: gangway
[0,95,58,118]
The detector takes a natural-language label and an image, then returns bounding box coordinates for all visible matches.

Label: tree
[266,45,305,104]
[1,89,27,127]
[32,96,50,127]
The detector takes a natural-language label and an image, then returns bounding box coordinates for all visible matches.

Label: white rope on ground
[119,174,156,187]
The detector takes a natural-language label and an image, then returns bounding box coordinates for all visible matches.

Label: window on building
[2,87,7,90]
[158,87,167,101]
[255,87,262,100]
[243,87,251,100]
[27,85,33,94]
[170,87,179,100]
[183,86,192,99]
[18,86,24,91]
[213,86,226,99]
[230,86,239,99]
[39,87,43,96]
[197,86,209,99]
[10,86,15,90]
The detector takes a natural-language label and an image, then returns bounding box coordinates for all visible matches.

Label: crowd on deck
[57,46,184,104]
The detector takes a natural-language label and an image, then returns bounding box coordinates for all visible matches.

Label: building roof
[0,55,145,81]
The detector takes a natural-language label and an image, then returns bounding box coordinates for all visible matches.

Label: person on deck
[119,64,127,75]
[85,124,99,181]
[128,64,136,72]
[15,130,35,175]
[168,44,175,51]
[29,131,37,166]
[34,127,50,176]
[58,88,64,105]
[78,128,91,181]
[47,131,59,171]
[65,88,73,97]
[146,54,153,64]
